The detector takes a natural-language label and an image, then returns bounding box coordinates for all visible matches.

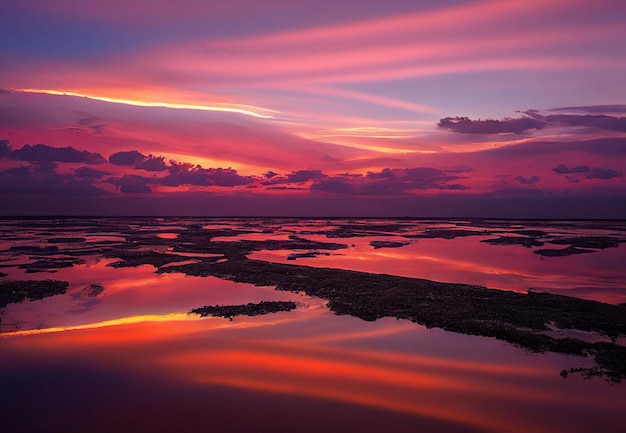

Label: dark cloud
[109,150,146,166]
[162,163,206,186]
[310,176,358,194]
[74,166,110,179]
[10,144,106,164]
[311,167,468,195]
[366,168,395,179]
[107,175,153,193]
[2,166,30,177]
[0,139,11,157]
[553,164,621,181]
[542,114,626,133]
[440,108,626,135]
[585,168,622,180]
[32,161,59,172]
[495,174,540,186]
[266,186,307,190]
[0,164,106,196]
[286,169,326,183]
[204,168,254,187]
[163,162,253,187]
[263,169,326,185]
[136,155,168,172]
[446,184,470,190]
[438,116,546,134]
[552,164,591,175]
[109,150,168,172]
[513,175,539,185]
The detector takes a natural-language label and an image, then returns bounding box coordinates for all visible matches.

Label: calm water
[1,218,625,432]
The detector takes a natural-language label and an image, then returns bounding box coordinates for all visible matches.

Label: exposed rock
[547,236,620,249]
[287,251,331,260]
[369,241,410,249]
[190,301,297,320]
[535,245,595,257]
[9,245,59,253]
[412,229,485,239]
[481,236,544,248]
[19,257,86,272]
[0,279,69,308]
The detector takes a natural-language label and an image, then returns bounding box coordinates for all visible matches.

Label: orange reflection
[3,312,626,433]
[249,235,626,304]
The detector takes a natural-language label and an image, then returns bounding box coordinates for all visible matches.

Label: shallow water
[1,218,625,432]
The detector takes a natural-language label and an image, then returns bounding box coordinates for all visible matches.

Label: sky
[0,0,625,217]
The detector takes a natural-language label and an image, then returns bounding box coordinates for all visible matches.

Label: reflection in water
[249,234,626,304]
[2,313,626,433]
[1,218,625,432]
[0,259,299,333]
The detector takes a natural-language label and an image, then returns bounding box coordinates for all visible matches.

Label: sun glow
[15,88,277,119]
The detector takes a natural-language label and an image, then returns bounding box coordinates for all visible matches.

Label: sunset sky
[1,0,625,217]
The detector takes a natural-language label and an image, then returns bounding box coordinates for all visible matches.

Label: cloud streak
[2,0,624,133]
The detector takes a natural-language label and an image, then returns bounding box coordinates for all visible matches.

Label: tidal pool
[1,218,625,432]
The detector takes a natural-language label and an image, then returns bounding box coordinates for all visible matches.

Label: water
[1,218,625,432]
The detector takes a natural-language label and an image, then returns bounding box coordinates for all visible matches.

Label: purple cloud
[438,116,546,134]
[136,155,168,172]
[32,161,59,172]
[585,168,622,180]
[0,164,106,196]
[266,186,307,190]
[163,162,253,187]
[553,163,621,181]
[542,114,626,133]
[10,144,106,164]
[552,164,590,175]
[109,150,168,172]
[311,167,469,195]
[513,175,539,185]
[263,169,327,185]
[74,166,111,179]
[440,108,626,135]
[263,171,279,179]
[0,139,11,158]
[109,150,146,166]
